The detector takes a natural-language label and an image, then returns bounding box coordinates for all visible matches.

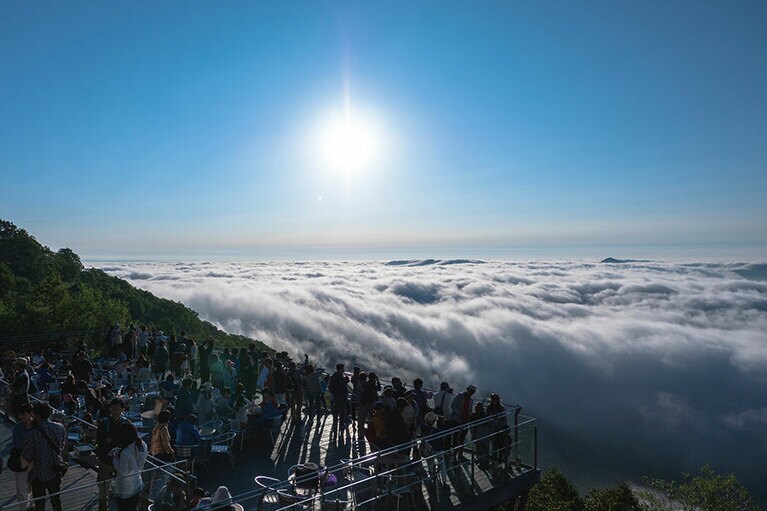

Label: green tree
[640,465,758,511]
[526,469,585,511]
[584,483,641,511]
[54,248,83,282]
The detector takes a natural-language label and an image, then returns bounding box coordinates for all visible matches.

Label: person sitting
[36,362,56,387]
[174,414,202,456]
[215,388,234,418]
[153,478,186,511]
[248,389,282,429]
[123,387,141,413]
[230,383,252,428]
[175,379,194,420]
[159,375,179,400]
[209,486,244,511]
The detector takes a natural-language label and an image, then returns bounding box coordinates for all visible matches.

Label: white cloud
[96,258,767,495]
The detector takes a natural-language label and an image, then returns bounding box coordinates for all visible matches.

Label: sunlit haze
[2,2,765,259]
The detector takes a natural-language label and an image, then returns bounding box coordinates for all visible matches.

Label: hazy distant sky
[1,2,766,258]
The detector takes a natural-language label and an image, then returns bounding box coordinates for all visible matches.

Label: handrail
[0,377,188,485]
[222,404,533,506]
[2,459,188,511]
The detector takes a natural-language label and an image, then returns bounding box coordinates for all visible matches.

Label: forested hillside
[0,219,270,352]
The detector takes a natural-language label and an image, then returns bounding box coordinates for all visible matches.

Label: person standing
[152,341,169,379]
[111,422,148,511]
[187,338,197,378]
[10,403,34,510]
[96,399,130,511]
[449,385,476,459]
[11,358,30,412]
[198,338,214,384]
[328,364,350,436]
[21,402,66,511]
[150,410,175,462]
[256,358,273,391]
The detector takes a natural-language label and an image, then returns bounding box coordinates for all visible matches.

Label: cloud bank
[98,259,767,496]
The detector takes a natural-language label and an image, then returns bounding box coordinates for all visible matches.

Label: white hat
[210,486,243,511]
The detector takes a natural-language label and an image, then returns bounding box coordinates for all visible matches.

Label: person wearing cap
[449,385,477,459]
[11,358,30,412]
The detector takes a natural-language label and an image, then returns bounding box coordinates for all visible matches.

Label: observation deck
[0,350,540,510]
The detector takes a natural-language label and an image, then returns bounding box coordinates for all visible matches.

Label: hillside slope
[0,219,271,352]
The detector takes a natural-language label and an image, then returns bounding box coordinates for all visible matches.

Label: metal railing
[201,405,537,511]
[0,459,189,511]
[0,378,190,486]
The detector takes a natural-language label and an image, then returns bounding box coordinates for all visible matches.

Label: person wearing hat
[209,486,244,511]
[11,358,30,412]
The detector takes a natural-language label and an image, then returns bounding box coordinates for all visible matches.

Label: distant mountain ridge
[0,219,270,351]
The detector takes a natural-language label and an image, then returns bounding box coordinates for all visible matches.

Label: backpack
[433,392,448,416]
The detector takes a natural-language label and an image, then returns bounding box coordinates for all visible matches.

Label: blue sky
[1,1,766,259]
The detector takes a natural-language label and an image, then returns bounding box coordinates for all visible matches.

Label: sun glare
[317,107,382,175]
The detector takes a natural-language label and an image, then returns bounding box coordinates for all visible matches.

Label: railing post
[533,425,538,470]
[470,427,475,485]
[514,407,520,444]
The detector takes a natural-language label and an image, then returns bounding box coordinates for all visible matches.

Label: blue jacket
[175,420,201,446]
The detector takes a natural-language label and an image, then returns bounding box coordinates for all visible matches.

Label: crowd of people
[1,324,515,511]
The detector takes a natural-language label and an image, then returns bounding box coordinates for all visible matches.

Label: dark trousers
[31,477,62,511]
[115,493,139,511]
[332,395,349,431]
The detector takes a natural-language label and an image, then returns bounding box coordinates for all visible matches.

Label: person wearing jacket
[150,410,174,462]
[11,403,34,511]
[328,364,350,436]
[174,379,193,420]
[96,398,131,511]
[111,423,148,511]
[21,402,66,511]
[198,338,214,384]
[449,385,476,458]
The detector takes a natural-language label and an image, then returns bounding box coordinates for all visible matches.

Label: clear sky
[1,1,766,259]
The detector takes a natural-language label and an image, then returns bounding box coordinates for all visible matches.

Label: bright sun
[318,108,382,174]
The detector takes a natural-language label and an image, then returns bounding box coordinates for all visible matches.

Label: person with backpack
[21,402,66,511]
[432,382,453,418]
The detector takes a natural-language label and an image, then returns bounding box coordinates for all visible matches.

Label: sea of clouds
[98,258,767,495]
